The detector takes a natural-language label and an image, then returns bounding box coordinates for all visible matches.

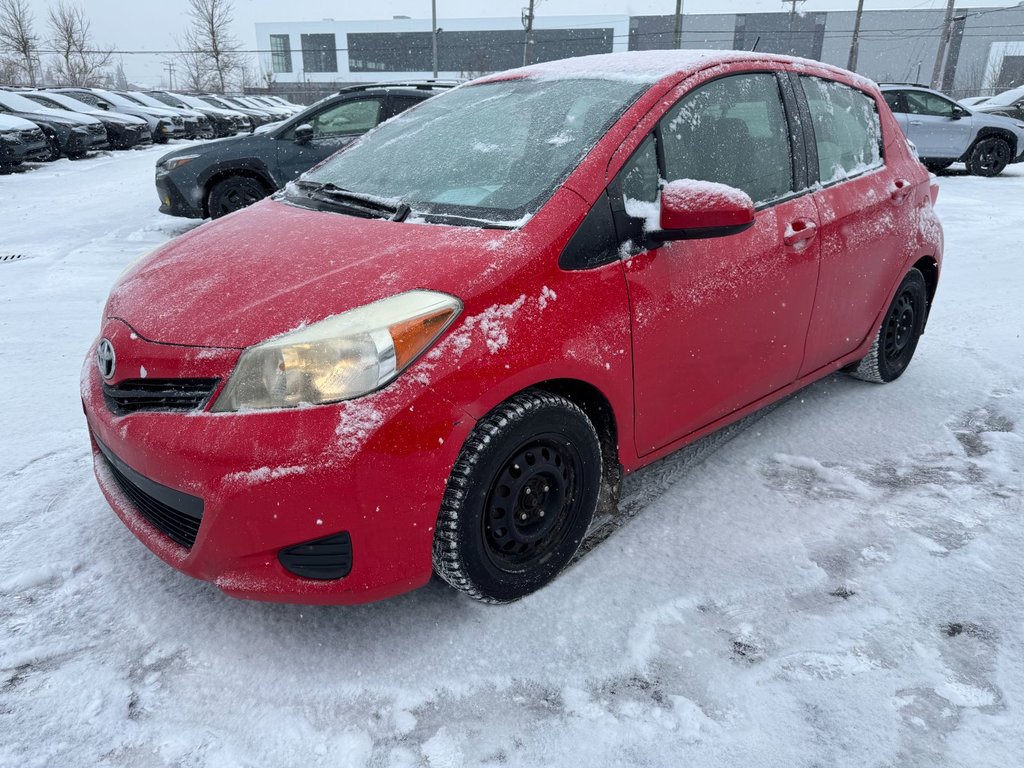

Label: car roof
[476,49,873,90]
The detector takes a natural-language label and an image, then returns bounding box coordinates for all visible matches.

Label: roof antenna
[750,35,761,52]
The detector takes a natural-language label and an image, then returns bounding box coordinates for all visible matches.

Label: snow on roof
[478,49,877,91]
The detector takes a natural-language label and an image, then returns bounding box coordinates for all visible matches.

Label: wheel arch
[961,127,1017,161]
[912,255,939,315]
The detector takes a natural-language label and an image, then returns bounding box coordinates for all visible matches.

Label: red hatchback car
[82,51,942,605]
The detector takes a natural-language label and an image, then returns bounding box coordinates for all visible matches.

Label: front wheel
[433,390,603,603]
[207,176,270,219]
[850,268,927,383]
[965,137,1011,177]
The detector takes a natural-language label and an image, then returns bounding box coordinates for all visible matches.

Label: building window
[301,33,338,73]
[270,34,292,73]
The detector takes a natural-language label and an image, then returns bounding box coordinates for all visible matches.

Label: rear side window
[882,91,902,112]
[802,77,883,184]
[659,73,795,205]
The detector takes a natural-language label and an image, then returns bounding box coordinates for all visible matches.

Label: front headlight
[212,290,462,412]
[158,154,199,172]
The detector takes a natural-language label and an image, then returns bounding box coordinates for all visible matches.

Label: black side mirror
[951,106,968,119]
[293,123,313,144]
[97,101,110,111]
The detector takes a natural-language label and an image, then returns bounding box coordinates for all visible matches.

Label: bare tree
[0,0,39,85]
[182,0,240,93]
[175,33,213,92]
[48,1,112,86]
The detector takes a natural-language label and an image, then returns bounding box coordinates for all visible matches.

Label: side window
[904,91,956,117]
[802,77,884,185]
[659,73,795,205]
[308,99,382,139]
[388,96,424,119]
[883,91,903,113]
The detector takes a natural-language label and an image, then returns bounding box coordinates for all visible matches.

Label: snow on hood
[105,199,520,349]
[0,113,39,131]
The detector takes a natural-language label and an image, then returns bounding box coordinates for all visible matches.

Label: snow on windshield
[302,78,647,224]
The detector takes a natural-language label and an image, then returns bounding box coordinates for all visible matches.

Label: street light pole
[847,0,865,72]
[431,0,438,79]
[674,0,684,50]
[522,0,536,67]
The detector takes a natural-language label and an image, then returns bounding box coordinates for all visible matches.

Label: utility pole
[784,0,806,56]
[431,0,438,79]
[847,0,865,72]
[522,0,536,67]
[930,0,956,88]
[673,0,684,49]
[164,61,175,90]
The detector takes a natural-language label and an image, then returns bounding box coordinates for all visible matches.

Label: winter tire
[965,137,1011,177]
[208,176,270,219]
[850,268,927,384]
[433,390,602,604]
[44,136,61,162]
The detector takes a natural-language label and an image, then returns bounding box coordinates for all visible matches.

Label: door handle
[784,219,817,248]
[909,120,923,126]
[891,178,912,201]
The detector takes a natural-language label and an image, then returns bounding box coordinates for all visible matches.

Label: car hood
[969,107,1024,128]
[95,111,148,126]
[105,198,519,348]
[158,132,271,164]
[0,113,38,130]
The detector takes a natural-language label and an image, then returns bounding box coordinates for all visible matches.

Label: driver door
[901,90,974,159]
[276,97,383,181]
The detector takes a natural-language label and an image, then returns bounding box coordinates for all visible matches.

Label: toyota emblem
[97,338,116,380]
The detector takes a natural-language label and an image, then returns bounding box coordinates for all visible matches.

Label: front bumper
[155,171,205,218]
[81,321,474,604]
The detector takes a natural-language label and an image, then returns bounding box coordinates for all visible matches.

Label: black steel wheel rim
[883,289,916,363]
[977,139,1009,173]
[216,183,264,215]
[482,435,582,573]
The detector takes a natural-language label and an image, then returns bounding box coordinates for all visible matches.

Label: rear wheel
[965,137,1011,177]
[433,390,602,603]
[207,176,270,219]
[44,136,61,162]
[850,269,927,383]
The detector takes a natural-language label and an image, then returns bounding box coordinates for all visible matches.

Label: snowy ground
[1,147,1022,768]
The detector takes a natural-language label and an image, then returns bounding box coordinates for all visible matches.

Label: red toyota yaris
[82,51,942,605]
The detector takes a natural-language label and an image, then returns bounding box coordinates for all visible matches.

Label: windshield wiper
[293,180,411,222]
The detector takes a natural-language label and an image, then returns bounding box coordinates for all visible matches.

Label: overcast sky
[20,0,1022,84]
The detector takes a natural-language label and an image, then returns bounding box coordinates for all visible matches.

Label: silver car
[881,84,1024,176]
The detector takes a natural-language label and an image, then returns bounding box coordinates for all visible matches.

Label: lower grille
[103,378,218,414]
[279,533,353,580]
[96,438,203,549]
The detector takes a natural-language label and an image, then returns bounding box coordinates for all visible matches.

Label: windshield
[984,86,1024,107]
[92,89,134,108]
[297,77,647,226]
[25,92,88,112]
[0,91,45,113]
[149,92,186,108]
[124,91,168,109]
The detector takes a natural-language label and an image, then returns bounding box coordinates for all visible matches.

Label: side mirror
[951,106,968,119]
[293,123,313,144]
[97,101,110,111]
[645,179,755,245]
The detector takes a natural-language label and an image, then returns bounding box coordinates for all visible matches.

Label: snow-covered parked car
[19,90,152,150]
[51,87,186,143]
[0,112,51,170]
[82,50,943,606]
[0,89,109,159]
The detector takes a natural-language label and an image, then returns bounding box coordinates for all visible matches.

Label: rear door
[901,89,974,159]
[797,74,911,373]
[622,71,821,455]
[275,96,384,181]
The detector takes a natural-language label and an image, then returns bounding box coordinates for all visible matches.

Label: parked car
[0,90,108,159]
[155,82,451,218]
[0,112,50,170]
[116,91,214,139]
[971,84,1024,121]
[196,93,272,126]
[145,90,240,138]
[18,91,152,150]
[51,87,186,143]
[83,51,942,606]
[880,83,1024,175]
[958,95,990,107]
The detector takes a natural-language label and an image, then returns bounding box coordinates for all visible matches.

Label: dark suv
[155,83,453,219]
